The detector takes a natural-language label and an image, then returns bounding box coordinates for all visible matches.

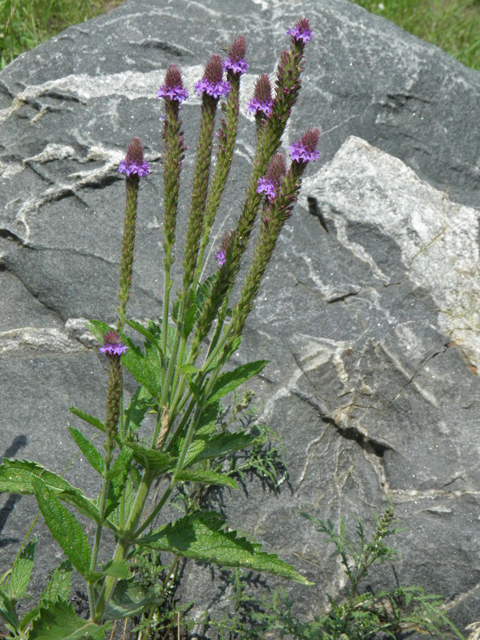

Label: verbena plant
[0,19,320,639]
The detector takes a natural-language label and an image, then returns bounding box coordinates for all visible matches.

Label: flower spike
[223,34,249,76]
[288,128,321,163]
[247,74,273,117]
[195,54,231,99]
[157,64,189,103]
[100,331,128,357]
[118,138,150,177]
[286,17,314,44]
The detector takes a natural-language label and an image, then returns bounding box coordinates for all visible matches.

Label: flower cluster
[288,128,320,163]
[223,34,249,76]
[195,54,231,99]
[118,137,150,177]
[247,74,273,117]
[156,64,189,103]
[286,17,314,43]
[215,229,235,267]
[100,331,128,356]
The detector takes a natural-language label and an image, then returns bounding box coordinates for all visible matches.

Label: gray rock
[1,0,479,636]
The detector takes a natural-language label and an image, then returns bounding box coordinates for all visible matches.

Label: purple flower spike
[247,74,273,117]
[195,54,231,99]
[215,249,227,266]
[118,138,150,177]
[100,331,128,356]
[157,64,189,103]
[288,128,320,163]
[223,34,249,75]
[257,154,287,202]
[286,17,314,43]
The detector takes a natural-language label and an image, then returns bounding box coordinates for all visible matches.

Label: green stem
[94,469,153,621]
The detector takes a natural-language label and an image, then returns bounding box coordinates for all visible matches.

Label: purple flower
[257,154,287,202]
[288,128,320,163]
[215,249,227,266]
[223,34,248,76]
[286,17,314,43]
[247,99,273,117]
[247,74,273,117]
[157,64,189,103]
[118,138,150,177]
[195,78,231,99]
[195,54,231,99]
[256,177,277,202]
[100,331,128,356]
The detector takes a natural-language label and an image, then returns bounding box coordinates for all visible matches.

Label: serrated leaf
[122,341,160,397]
[8,536,37,601]
[103,580,158,621]
[28,600,108,640]
[195,272,219,318]
[207,360,268,405]
[68,427,105,476]
[32,477,91,578]
[100,560,131,579]
[0,459,112,531]
[69,407,105,433]
[123,441,176,473]
[124,386,151,435]
[126,318,161,352]
[87,319,115,344]
[183,431,258,468]
[138,511,313,585]
[183,301,197,339]
[0,586,19,631]
[105,448,133,520]
[175,470,237,489]
[107,477,136,528]
[20,561,72,631]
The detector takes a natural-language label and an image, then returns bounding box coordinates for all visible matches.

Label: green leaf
[87,319,115,344]
[0,586,19,632]
[8,536,37,601]
[126,318,160,350]
[105,448,133,520]
[122,341,160,397]
[138,511,313,585]
[175,469,238,489]
[123,441,176,473]
[183,301,197,339]
[207,360,268,405]
[32,477,91,578]
[0,459,111,530]
[20,561,72,631]
[103,580,159,621]
[183,431,259,468]
[28,600,108,640]
[124,386,151,435]
[68,427,105,476]
[69,407,105,433]
[100,559,131,579]
[195,272,219,318]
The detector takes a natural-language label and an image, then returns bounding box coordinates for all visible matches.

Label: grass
[0,0,479,70]
[0,0,123,69]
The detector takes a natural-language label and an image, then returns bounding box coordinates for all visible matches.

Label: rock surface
[1,0,480,636]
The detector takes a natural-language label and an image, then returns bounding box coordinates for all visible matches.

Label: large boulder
[1,0,479,635]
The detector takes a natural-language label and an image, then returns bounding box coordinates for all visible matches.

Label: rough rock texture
[1,0,480,636]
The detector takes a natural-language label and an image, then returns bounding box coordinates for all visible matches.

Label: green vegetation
[351,0,480,70]
[0,0,122,69]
